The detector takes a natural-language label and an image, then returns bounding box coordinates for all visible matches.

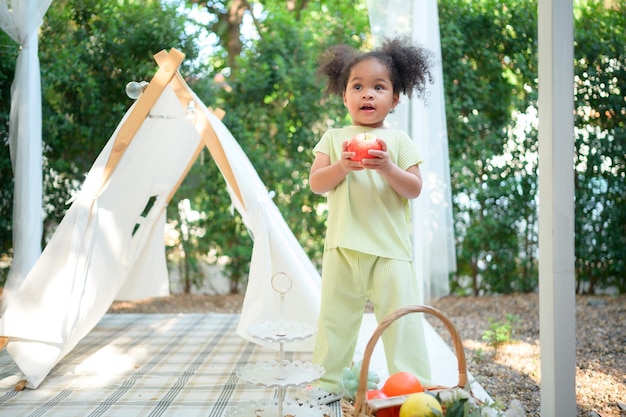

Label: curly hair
[317,36,434,100]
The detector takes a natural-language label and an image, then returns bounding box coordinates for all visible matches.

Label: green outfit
[312,125,432,392]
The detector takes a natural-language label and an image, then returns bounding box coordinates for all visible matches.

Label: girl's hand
[361,139,390,171]
[341,141,365,171]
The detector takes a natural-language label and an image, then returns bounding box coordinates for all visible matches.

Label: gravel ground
[427,293,625,417]
[108,292,626,416]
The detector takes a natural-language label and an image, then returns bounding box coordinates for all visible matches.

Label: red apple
[366,389,388,400]
[346,132,382,161]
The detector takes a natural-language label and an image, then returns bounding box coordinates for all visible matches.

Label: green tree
[573,0,625,293]
[0,31,19,283]
[169,0,371,292]
[439,0,539,294]
[441,0,625,295]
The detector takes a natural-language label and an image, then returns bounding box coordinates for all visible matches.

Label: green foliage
[0,30,18,284]
[440,0,539,295]
[441,0,625,295]
[437,389,506,417]
[471,347,487,363]
[171,1,371,290]
[481,313,519,356]
[572,0,626,293]
[166,159,254,293]
[443,396,469,417]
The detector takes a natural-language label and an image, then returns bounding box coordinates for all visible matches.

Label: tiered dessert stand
[229,273,335,417]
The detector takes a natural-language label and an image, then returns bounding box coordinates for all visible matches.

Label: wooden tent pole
[99,48,185,192]
[153,50,245,209]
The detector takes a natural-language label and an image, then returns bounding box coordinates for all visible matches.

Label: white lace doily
[236,360,325,388]
[247,321,317,343]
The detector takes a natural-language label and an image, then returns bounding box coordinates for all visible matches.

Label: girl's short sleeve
[313,130,332,157]
[312,129,346,163]
[396,132,424,171]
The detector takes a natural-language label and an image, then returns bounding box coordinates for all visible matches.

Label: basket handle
[353,305,468,412]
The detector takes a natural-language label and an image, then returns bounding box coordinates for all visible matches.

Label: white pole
[538,0,577,416]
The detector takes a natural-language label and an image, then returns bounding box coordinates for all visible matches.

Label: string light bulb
[125,81,148,100]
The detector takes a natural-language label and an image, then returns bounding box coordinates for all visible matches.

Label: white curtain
[0,0,53,314]
[367,0,456,302]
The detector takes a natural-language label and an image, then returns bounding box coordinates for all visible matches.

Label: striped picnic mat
[0,313,341,417]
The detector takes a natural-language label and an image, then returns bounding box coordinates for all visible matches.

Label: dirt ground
[108,292,625,417]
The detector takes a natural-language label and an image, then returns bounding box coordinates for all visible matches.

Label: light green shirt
[313,125,424,261]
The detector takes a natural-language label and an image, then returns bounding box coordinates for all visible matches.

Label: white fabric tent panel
[0,87,199,388]
[116,209,169,301]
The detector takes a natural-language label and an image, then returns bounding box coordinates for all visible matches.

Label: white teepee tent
[0,48,322,389]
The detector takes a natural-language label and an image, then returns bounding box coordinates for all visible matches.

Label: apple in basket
[367,389,398,417]
[346,132,382,161]
[366,389,389,400]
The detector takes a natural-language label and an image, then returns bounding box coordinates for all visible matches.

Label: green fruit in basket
[340,367,358,399]
[339,361,380,399]
[344,377,358,392]
[367,370,381,385]
[399,392,443,417]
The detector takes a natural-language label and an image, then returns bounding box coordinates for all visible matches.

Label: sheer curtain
[367,0,456,302]
[0,0,54,313]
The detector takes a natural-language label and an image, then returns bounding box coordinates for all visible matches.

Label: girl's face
[343,58,399,128]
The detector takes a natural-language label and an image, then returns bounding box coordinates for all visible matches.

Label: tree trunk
[226,0,245,72]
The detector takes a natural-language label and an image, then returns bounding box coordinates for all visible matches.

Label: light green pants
[312,247,432,392]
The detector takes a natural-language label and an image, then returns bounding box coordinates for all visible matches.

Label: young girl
[300,36,434,404]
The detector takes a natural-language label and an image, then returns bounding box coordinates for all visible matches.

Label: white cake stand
[233,273,333,416]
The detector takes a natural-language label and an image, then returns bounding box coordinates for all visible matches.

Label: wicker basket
[341,305,469,417]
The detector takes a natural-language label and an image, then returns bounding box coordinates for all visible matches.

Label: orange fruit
[381,372,424,397]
